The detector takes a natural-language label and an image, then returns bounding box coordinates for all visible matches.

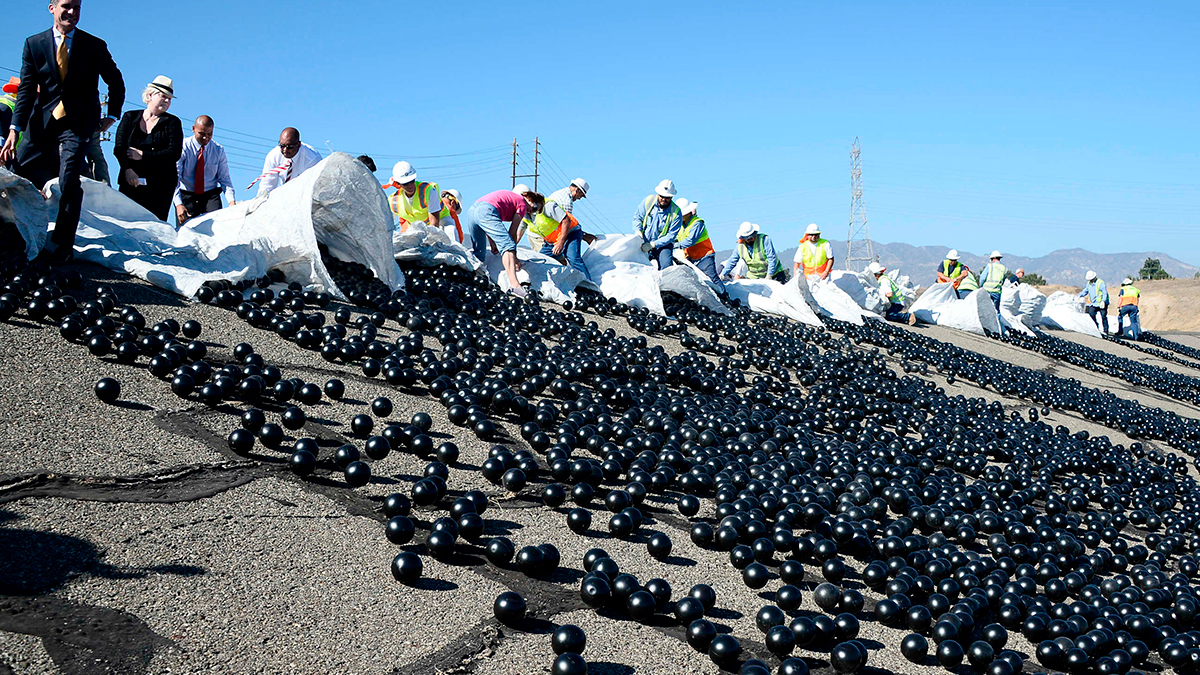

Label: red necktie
[194,145,205,194]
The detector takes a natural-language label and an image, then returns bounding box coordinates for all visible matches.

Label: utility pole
[845,137,876,271]
[510,137,539,190]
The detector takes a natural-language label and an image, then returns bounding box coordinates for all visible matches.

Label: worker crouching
[871,262,917,325]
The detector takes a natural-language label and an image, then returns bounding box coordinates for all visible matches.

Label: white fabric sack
[660,260,731,316]
[485,247,582,306]
[393,221,481,273]
[1041,291,1103,337]
[910,283,959,325]
[832,270,888,314]
[910,285,1001,335]
[725,278,824,327]
[0,168,49,260]
[46,152,401,299]
[805,276,865,325]
[581,234,666,315]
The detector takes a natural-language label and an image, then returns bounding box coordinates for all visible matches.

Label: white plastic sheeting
[909,285,1002,335]
[999,283,1047,335]
[803,276,866,325]
[659,263,730,315]
[44,152,402,299]
[1041,291,1103,337]
[832,270,887,315]
[393,221,481,273]
[581,234,667,315]
[484,247,583,306]
[0,168,49,260]
[724,278,824,327]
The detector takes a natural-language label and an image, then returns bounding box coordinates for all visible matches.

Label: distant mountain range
[715,240,1200,287]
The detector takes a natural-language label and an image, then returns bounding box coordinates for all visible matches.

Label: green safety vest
[1083,280,1109,307]
[0,96,20,150]
[980,262,1009,294]
[390,181,446,224]
[529,198,576,241]
[1118,285,1140,307]
[737,235,780,279]
[941,260,963,279]
[879,274,901,302]
[958,270,979,292]
[639,195,682,240]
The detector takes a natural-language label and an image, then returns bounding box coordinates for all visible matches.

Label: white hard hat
[989,250,1003,259]
[391,161,417,184]
[736,222,759,239]
[571,178,589,195]
[868,262,886,275]
[1085,270,1097,281]
[655,179,677,197]
[804,223,821,236]
[512,183,530,195]
[1122,277,1133,285]
[675,198,698,217]
[443,188,463,212]
[946,249,960,260]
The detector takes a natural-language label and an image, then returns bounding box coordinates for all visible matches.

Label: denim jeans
[885,302,912,323]
[649,244,674,270]
[691,254,724,293]
[1118,305,1141,340]
[540,227,593,283]
[1086,304,1110,334]
[466,202,515,261]
[990,292,1002,311]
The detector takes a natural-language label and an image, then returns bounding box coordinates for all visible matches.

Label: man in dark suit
[0,0,124,264]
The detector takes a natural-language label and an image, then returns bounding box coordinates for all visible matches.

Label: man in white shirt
[252,126,322,198]
[174,115,235,226]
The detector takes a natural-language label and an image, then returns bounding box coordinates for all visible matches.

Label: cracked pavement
[1,264,1197,674]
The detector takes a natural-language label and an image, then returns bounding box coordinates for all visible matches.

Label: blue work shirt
[632,196,682,249]
[720,234,781,278]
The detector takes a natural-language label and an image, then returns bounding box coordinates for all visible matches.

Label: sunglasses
[279,142,300,151]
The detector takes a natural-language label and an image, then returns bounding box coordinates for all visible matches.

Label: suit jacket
[12,27,124,164]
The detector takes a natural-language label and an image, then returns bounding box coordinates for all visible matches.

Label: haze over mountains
[717,240,1200,287]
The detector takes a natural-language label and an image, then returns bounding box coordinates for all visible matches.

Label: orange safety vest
[678,216,715,260]
[1118,285,1140,307]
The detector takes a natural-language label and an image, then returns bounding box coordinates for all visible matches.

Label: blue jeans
[648,243,674,270]
[466,202,515,261]
[989,292,1001,311]
[1086,304,1110,334]
[1118,305,1141,340]
[691,254,724,293]
[540,227,593,283]
[885,302,912,323]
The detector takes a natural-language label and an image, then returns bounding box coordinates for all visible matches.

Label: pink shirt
[479,190,528,222]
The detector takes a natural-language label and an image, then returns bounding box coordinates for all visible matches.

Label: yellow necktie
[52,37,68,120]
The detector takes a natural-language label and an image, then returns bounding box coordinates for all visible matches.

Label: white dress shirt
[174,136,235,206]
[256,142,322,197]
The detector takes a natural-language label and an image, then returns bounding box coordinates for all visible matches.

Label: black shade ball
[493,591,526,625]
[551,624,587,655]
[289,449,316,476]
[385,516,415,545]
[390,551,422,584]
[551,653,587,675]
[344,460,371,487]
[94,377,120,403]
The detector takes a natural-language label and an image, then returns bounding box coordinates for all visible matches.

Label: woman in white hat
[113,75,183,221]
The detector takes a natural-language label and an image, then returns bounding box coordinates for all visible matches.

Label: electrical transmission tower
[845,137,876,271]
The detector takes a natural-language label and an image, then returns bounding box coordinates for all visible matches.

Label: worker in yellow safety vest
[870,262,918,325]
[720,222,787,282]
[979,250,1022,311]
[672,198,723,292]
[1116,277,1141,340]
[1077,270,1111,334]
[528,193,593,282]
[936,249,971,298]
[632,179,683,270]
[793,223,834,281]
[385,161,452,238]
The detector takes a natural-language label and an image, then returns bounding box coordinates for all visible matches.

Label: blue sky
[4,1,1198,264]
